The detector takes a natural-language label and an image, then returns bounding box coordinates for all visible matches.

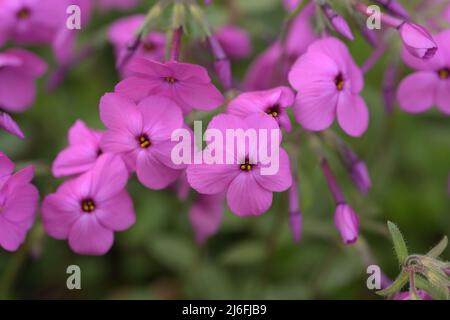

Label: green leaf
[423,268,450,300]
[387,221,409,265]
[219,241,265,266]
[376,270,409,297]
[415,275,448,300]
[148,235,196,273]
[426,236,448,258]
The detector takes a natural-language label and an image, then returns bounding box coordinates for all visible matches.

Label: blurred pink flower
[0,48,47,112]
[398,22,437,60]
[244,3,315,91]
[187,113,292,216]
[227,86,295,132]
[0,0,67,45]
[99,93,186,190]
[215,25,252,60]
[0,153,39,252]
[52,120,103,178]
[283,0,301,12]
[52,0,93,65]
[243,42,287,91]
[397,30,450,115]
[189,193,225,245]
[108,15,165,77]
[115,58,224,114]
[0,111,25,139]
[334,203,359,245]
[288,37,369,137]
[42,154,135,256]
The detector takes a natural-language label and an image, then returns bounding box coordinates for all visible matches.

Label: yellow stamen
[438,68,450,79]
[17,8,30,20]
[81,200,95,213]
[164,76,177,84]
[139,135,151,148]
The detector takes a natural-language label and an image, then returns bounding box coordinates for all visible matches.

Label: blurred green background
[0,0,449,299]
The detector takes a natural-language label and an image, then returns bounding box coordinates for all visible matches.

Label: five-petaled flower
[99,92,186,190]
[115,58,224,114]
[42,153,135,256]
[187,113,292,216]
[288,37,369,137]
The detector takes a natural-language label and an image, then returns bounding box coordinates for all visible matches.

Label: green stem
[0,221,43,299]
[260,193,288,289]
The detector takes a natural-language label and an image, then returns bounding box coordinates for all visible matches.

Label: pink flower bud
[334,203,359,245]
[321,4,354,40]
[398,22,438,60]
[209,36,232,89]
[288,175,302,242]
[350,161,372,195]
[0,111,24,139]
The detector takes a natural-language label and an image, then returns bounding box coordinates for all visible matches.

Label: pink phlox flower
[288,37,369,137]
[42,153,135,256]
[99,93,186,190]
[187,113,292,216]
[115,58,224,114]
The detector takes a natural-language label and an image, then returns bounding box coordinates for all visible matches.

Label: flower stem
[354,2,403,28]
[169,26,183,62]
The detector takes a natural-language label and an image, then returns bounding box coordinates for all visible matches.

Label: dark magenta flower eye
[239,159,254,171]
[265,104,280,118]
[137,134,151,149]
[16,7,31,20]
[335,73,345,91]
[81,199,96,213]
[164,76,177,84]
[438,68,450,79]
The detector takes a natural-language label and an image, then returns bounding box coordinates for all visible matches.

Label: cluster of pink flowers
[0,0,448,273]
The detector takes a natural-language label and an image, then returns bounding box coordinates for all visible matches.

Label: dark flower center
[164,76,177,84]
[143,41,156,52]
[138,134,151,149]
[96,148,103,156]
[335,73,345,91]
[16,7,31,20]
[81,199,96,213]
[240,159,254,172]
[265,104,280,118]
[438,68,450,79]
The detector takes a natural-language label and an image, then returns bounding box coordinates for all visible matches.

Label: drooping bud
[208,35,232,90]
[382,59,399,114]
[288,174,302,243]
[341,146,372,195]
[0,112,25,139]
[334,203,359,245]
[320,3,354,40]
[397,22,438,60]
